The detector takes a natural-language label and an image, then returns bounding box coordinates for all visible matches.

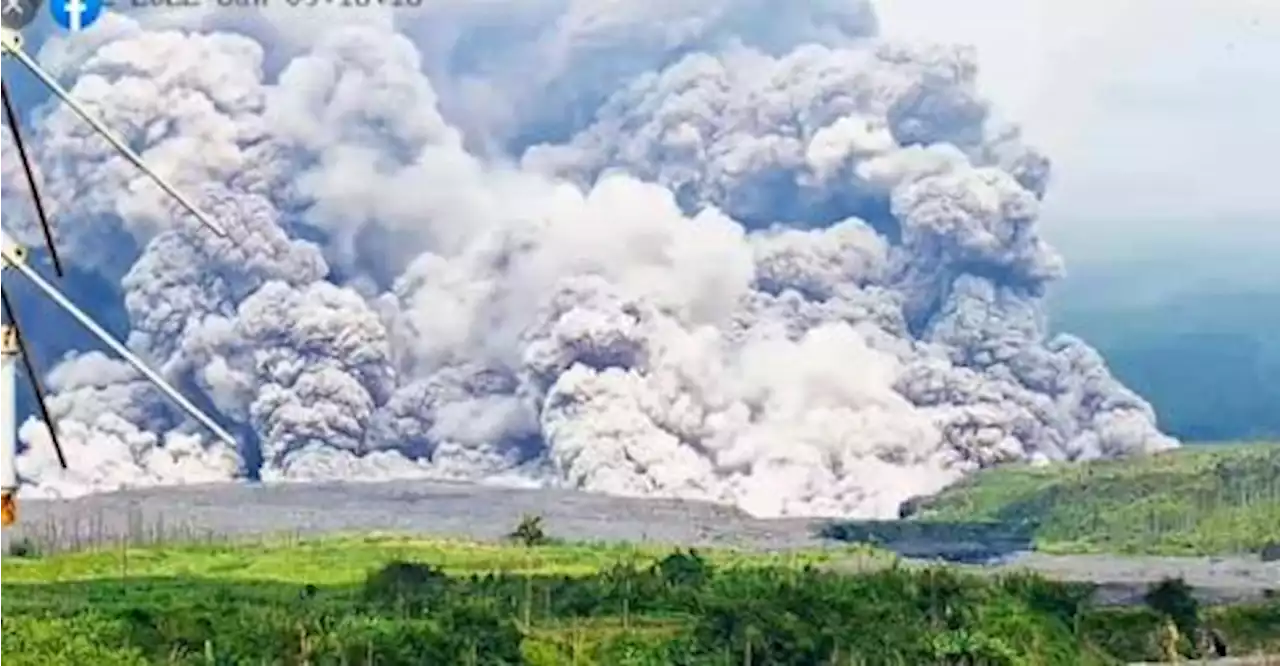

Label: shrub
[653,549,712,589]
[999,571,1095,629]
[363,561,450,614]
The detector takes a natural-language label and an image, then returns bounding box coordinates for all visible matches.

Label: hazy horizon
[874,0,1279,442]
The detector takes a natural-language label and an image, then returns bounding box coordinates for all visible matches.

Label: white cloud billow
[2,0,1175,518]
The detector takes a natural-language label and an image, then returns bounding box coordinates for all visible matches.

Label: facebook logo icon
[49,0,102,31]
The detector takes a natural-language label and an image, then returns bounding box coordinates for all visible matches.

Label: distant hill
[906,443,1280,556]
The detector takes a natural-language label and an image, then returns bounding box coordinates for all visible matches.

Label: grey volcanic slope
[11,481,808,549]
[7,481,1278,606]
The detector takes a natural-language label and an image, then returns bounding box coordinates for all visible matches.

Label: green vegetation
[904,442,1280,556]
[2,533,867,584]
[4,534,1278,664]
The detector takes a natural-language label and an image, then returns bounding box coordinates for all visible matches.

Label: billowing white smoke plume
[1,1,1176,518]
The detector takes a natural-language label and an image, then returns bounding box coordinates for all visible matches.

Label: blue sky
[874,0,1280,288]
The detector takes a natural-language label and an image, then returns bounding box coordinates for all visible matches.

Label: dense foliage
[4,543,1278,665]
[903,443,1280,555]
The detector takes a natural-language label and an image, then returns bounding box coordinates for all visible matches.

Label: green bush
[363,560,450,614]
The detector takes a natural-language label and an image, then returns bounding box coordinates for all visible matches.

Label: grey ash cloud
[1,0,1174,517]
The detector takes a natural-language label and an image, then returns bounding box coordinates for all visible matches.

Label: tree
[509,514,550,547]
[1144,577,1200,652]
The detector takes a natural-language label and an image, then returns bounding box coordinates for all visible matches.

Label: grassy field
[3,534,1278,665]
[908,442,1280,556]
[0,532,881,585]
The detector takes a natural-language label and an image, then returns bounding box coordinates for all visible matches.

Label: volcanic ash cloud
[8,2,1176,518]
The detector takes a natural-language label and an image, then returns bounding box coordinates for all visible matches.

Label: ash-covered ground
[8,481,1277,607]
